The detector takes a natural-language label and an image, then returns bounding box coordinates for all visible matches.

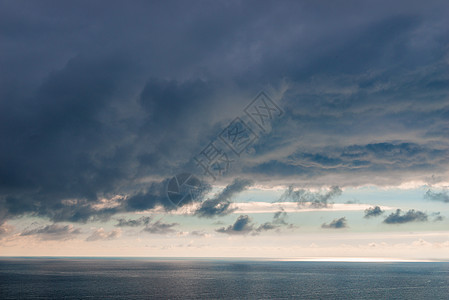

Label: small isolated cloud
[216,211,293,235]
[86,228,121,242]
[195,178,253,218]
[273,209,288,225]
[143,220,178,234]
[115,216,151,227]
[280,186,342,208]
[431,212,445,222]
[255,222,278,232]
[216,215,254,235]
[321,217,348,229]
[20,224,81,240]
[424,190,449,203]
[364,206,384,218]
[383,209,428,224]
[255,209,294,233]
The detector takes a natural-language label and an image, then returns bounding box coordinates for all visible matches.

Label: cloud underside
[322,217,348,229]
[20,224,81,241]
[383,209,428,224]
[216,211,292,235]
[364,206,384,218]
[425,190,449,203]
[195,178,253,218]
[0,1,448,224]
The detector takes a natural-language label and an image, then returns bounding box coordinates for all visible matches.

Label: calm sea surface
[0,258,448,299]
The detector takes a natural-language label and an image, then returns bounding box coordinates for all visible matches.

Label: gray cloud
[20,224,81,240]
[143,220,178,234]
[431,212,445,222]
[255,209,293,233]
[383,209,428,224]
[273,209,289,225]
[321,217,348,229]
[195,178,253,218]
[86,228,121,242]
[280,186,342,208]
[190,230,209,237]
[216,215,254,235]
[115,216,151,227]
[1,0,448,224]
[216,210,293,235]
[250,142,449,186]
[424,190,449,203]
[364,206,384,218]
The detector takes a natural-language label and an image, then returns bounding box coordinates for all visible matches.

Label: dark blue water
[1,259,448,299]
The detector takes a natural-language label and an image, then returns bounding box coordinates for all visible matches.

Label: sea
[0,258,448,299]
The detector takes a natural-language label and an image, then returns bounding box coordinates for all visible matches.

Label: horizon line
[1,256,447,262]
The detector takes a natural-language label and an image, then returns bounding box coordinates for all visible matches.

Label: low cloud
[280,186,342,208]
[431,212,445,222]
[424,190,449,203]
[216,210,293,235]
[143,220,178,234]
[364,206,384,218]
[195,178,253,218]
[321,217,348,229]
[273,209,288,225]
[255,209,293,233]
[115,216,151,227]
[20,224,81,240]
[216,215,254,235]
[383,209,428,224]
[189,230,210,238]
[86,228,121,242]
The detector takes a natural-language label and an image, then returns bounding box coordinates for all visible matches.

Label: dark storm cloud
[195,178,253,218]
[115,216,151,227]
[424,190,449,203]
[321,217,348,229]
[250,142,449,186]
[279,186,342,208]
[364,206,384,218]
[20,224,81,240]
[1,0,448,223]
[383,209,428,224]
[123,180,173,212]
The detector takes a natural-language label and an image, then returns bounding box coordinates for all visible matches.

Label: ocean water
[1,259,448,299]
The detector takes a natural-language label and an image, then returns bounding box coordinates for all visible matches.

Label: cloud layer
[0,0,448,224]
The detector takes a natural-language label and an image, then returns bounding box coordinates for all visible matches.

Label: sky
[0,0,448,260]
